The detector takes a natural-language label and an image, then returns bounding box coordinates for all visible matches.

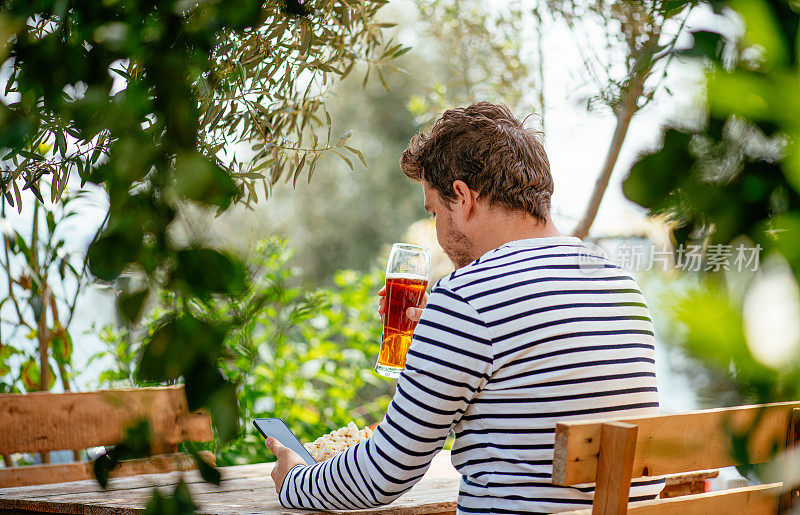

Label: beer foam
[385,272,428,282]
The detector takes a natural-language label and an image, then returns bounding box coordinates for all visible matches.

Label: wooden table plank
[0,464,270,499]
[0,452,460,514]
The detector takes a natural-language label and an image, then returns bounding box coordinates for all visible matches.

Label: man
[266,102,662,513]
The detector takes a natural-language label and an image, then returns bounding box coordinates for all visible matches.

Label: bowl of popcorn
[303,421,374,461]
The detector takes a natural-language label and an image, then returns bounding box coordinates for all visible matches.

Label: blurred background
[1,0,799,489]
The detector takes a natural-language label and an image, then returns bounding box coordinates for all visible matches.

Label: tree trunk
[571,77,644,240]
[533,6,546,135]
[28,205,51,393]
[37,287,50,392]
[37,287,52,464]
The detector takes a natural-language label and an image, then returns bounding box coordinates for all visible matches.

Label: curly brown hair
[400,102,553,221]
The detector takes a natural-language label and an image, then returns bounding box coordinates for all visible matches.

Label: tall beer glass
[375,243,431,378]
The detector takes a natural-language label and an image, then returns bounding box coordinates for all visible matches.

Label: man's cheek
[435,223,446,248]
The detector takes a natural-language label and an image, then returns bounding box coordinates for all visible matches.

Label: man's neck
[472,213,564,258]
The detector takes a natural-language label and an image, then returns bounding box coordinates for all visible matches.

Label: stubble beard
[444,218,477,269]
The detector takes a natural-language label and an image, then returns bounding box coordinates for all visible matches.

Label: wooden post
[779,408,800,513]
[593,422,638,515]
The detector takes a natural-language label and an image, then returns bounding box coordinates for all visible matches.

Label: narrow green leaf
[19,150,44,161]
[300,20,312,56]
[292,153,307,187]
[376,67,390,92]
[341,61,355,80]
[344,146,367,168]
[393,46,412,58]
[12,181,22,214]
[46,211,56,234]
[28,183,44,203]
[325,109,332,144]
[55,131,67,157]
[90,140,104,165]
[187,444,221,485]
[15,233,31,263]
[307,154,320,184]
[92,453,116,489]
[333,150,354,170]
[110,67,133,81]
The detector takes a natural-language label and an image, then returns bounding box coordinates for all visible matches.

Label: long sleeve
[278,285,494,510]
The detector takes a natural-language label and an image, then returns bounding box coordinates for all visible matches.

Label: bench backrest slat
[558,483,782,515]
[553,400,800,486]
[0,385,212,454]
[624,483,781,514]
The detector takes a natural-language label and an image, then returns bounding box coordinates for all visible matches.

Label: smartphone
[253,418,317,466]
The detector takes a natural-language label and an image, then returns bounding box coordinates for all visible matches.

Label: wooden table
[0,451,460,514]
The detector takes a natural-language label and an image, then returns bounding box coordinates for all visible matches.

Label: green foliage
[622,0,800,475]
[207,2,538,284]
[200,238,392,465]
[86,324,138,388]
[136,314,228,384]
[0,186,94,393]
[0,1,402,500]
[0,344,21,391]
[92,238,392,465]
[668,281,800,401]
[0,1,405,210]
[625,0,800,259]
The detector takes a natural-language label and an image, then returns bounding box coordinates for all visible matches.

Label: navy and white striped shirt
[279,237,663,514]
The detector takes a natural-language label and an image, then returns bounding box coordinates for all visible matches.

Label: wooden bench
[552,401,800,514]
[0,385,213,488]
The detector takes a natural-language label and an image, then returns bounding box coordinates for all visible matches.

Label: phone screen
[253,418,317,466]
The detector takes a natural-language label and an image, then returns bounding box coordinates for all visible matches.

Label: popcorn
[304,421,374,461]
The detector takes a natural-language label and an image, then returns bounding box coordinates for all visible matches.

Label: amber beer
[375,244,431,378]
[378,274,429,369]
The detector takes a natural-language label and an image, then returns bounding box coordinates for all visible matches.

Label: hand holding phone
[253,418,317,466]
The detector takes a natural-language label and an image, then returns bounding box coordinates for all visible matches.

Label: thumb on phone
[265,437,284,455]
[265,437,306,493]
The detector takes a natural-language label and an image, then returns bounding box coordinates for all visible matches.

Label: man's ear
[452,180,479,221]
